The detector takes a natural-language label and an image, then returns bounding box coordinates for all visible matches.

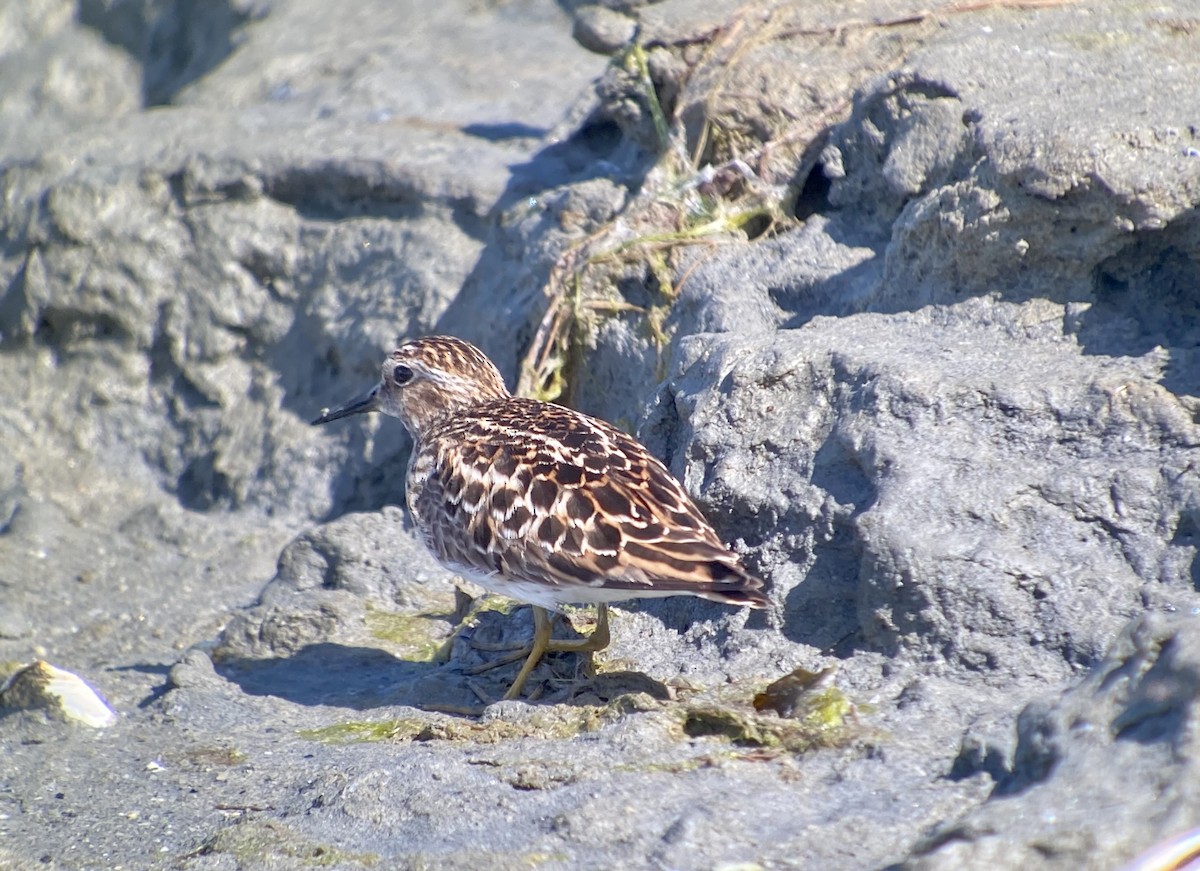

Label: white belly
[447,564,677,611]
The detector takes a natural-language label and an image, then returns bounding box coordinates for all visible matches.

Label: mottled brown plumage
[314,336,767,697]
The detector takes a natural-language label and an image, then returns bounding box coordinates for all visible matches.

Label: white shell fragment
[0,660,118,728]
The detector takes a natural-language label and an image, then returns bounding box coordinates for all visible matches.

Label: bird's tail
[694,560,770,608]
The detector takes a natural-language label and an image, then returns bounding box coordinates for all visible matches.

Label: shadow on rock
[216,643,435,710]
[1072,209,1200,398]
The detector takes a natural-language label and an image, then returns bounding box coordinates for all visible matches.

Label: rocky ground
[1,0,1198,869]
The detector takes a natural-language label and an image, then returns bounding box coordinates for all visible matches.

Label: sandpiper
[313,336,767,699]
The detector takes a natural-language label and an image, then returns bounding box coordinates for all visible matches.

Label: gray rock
[0,0,608,521]
[906,611,1200,869]
[646,306,1198,683]
[0,606,31,640]
[167,649,224,690]
[573,5,637,55]
[0,0,143,154]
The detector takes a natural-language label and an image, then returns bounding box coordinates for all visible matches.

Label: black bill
[311,384,382,425]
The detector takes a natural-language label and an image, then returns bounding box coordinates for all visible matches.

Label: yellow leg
[504,606,554,700]
[468,605,613,700]
[546,603,610,654]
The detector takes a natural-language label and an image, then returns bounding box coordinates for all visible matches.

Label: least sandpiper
[313,336,768,699]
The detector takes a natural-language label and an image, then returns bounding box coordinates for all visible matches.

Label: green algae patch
[679,696,851,753]
[363,605,449,662]
[600,690,671,717]
[402,849,569,870]
[300,707,604,746]
[663,667,859,754]
[298,672,856,753]
[751,665,855,738]
[469,596,519,617]
[299,719,427,744]
[173,745,248,769]
[492,761,585,791]
[420,706,603,743]
[683,705,777,745]
[610,757,706,776]
[185,818,379,868]
[798,687,855,732]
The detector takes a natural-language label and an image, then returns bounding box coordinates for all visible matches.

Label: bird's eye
[393,364,414,385]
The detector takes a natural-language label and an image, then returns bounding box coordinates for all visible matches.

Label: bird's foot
[465,648,532,674]
[462,605,613,701]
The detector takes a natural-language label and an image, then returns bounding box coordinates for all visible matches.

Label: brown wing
[411,399,767,607]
